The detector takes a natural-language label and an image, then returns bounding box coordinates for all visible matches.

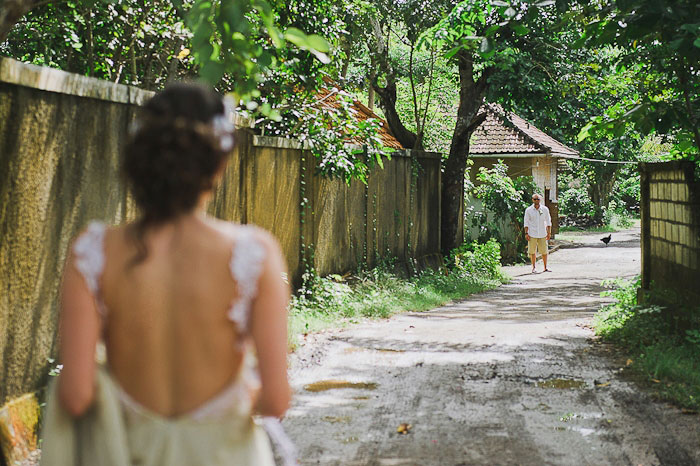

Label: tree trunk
[340,37,351,80]
[373,80,420,149]
[367,58,376,112]
[440,49,492,255]
[83,7,94,76]
[368,16,419,149]
[588,166,617,221]
[166,38,183,84]
[0,0,39,42]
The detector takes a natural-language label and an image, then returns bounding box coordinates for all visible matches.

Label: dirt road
[282,227,700,465]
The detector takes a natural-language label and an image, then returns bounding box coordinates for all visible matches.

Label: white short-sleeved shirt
[523,204,551,238]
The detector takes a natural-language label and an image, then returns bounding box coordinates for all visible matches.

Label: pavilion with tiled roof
[469,103,579,233]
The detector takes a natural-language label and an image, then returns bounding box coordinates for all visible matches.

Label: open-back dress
[40,221,294,466]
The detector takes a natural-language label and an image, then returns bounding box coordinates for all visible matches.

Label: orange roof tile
[470,104,578,157]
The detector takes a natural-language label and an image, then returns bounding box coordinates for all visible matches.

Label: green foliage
[269,88,389,184]
[388,44,459,154]
[594,277,700,410]
[601,200,634,230]
[184,0,332,110]
[559,186,595,218]
[474,161,522,214]
[1,0,190,88]
[574,0,700,159]
[289,249,505,345]
[611,172,640,214]
[466,161,535,262]
[450,238,504,281]
[2,0,332,113]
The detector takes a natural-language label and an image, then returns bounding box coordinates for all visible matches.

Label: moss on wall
[0,84,134,404]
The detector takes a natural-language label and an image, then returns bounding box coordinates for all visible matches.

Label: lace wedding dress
[40,222,296,466]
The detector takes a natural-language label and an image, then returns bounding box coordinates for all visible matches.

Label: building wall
[0,58,441,405]
[640,161,700,302]
[469,156,535,185]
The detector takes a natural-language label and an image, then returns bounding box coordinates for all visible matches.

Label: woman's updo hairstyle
[123,82,234,224]
[123,83,234,264]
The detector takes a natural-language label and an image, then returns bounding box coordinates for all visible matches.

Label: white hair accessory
[211,96,235,151]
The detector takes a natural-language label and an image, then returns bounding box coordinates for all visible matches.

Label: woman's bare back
[100,216,248,417]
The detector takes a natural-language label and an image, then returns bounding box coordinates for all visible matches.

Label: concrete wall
[640,161,700,302]
[469,156,535,186]
[0,58,150,408]
[0,58,441,405]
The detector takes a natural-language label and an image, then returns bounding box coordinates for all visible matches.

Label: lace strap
[72,221,107,313]
[227,227,267,332]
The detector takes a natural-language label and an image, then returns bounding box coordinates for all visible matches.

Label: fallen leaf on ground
[626,359,633,366]
[651,379,661,383]
[681,408,698,415]
[397,423,412,434]
[595,381,611,387]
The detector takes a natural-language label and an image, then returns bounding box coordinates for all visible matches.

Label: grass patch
[289,239,507,349]
[559,217,640,234]
[594,277,700,411]
[559,225,616,233]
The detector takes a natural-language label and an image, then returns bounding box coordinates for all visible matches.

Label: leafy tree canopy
[572,0,700,159]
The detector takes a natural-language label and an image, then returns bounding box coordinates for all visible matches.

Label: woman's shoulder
[209,219,281,252]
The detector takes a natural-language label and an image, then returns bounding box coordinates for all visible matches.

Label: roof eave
[469,151,546,158]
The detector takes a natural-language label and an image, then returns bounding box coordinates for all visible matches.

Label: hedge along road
[281,226,700,466]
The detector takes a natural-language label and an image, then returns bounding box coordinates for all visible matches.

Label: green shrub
[559,186,595,217]
[289,244,507,346]
[451,238,504,281]
[290,271,353,317]
[594,277,700,410]
[602,200,634,229]
[611,173,641,214]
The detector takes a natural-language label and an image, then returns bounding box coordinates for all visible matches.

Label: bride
[41,83,291,465]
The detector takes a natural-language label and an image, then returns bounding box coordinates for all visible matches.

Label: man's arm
[544,206,552,240]
[524,209,530,240]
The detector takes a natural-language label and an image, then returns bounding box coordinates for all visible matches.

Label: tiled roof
[470,104,578,157]
[315,85,403,150]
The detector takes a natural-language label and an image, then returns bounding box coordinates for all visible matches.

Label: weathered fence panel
[639,161,700,303]
[0,58,442,407]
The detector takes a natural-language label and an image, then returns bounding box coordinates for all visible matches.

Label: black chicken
[600,234,612,246]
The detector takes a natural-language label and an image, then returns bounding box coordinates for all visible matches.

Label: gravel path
[283,227,700,466]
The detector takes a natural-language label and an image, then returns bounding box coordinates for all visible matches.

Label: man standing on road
[524,193,552,273]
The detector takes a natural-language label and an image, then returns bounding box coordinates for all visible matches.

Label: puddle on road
[304,380,378,392]
[322,416,351,424]
[537,378,586,389]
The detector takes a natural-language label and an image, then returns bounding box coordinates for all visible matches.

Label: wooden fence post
[639,163,651,293]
